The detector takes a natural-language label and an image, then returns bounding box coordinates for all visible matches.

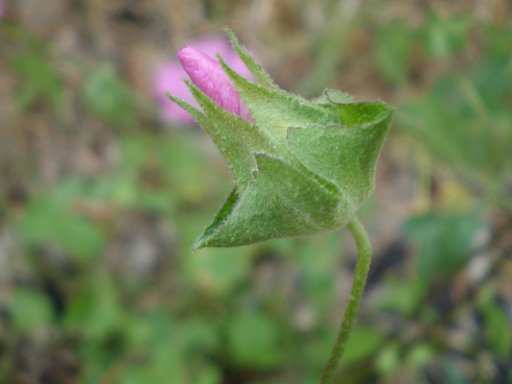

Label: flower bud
[168,29,393,248]
[177,47,251,121]
[153,35,252,124]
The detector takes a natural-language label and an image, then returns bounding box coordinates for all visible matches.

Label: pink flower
[153,36,252,125]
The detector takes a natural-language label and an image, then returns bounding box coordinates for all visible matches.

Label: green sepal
[287,102,393,208]
[166,92,207,126]
[194,153,347,248]
[224,27,278,90]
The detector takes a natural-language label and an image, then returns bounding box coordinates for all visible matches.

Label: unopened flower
[177,46,251,121]
[168,29,393,248]
[153,35,252,125]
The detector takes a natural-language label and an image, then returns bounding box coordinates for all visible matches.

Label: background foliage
[0,1,511,383]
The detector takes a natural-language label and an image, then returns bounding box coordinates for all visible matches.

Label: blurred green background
[0,1,511,383]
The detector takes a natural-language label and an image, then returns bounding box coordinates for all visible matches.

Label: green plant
[168,29,393,383]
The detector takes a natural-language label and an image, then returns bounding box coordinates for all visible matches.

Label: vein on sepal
[325,101,393,128]
[312,89,354,105]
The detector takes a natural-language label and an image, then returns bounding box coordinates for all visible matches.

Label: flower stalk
[319,216,372,384]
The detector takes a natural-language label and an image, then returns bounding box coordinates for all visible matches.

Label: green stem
[318,217,372,384]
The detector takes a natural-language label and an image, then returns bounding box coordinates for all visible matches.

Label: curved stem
[318,217,372,384]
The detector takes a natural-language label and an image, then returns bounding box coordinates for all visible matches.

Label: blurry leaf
[295,234,344,310]
[116,132,221,213]
[8,289,53,332]
[395,18,512,209]
[11,51,63,112]
[129,310,173,347]
[343,325,385,365]
[405,343,434,368]
[375,342,400,377]
[251,380,284,384]
[470,56,512,115]
[397,70,512,207]
[157,132,222,202]
[440,360,471,384]
[397,98,464,166]
[374,22,414,84]
[18,194,104,260]
[120,312,186,383]
[81,65,138,127]
[484,304,512,358]
[402,211,484,283]
[123,315,221,383]
[193,365,222,384]
[483,22,512,58]
[227,311,284,369]
[478,287,512,358]
[373,278,427,316]
[179,317,219,354]
[422,13,469,59]
[297,3,357,95]
[65,276,124,341]
[188,248,251,293]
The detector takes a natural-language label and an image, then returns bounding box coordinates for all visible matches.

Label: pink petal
[152,35,254,125]
[178,47,252,121]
